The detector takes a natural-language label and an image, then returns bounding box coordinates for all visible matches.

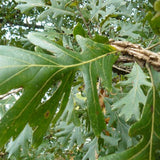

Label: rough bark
[110,40,160,71]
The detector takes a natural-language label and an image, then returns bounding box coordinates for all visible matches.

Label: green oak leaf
[146,11,160,35]
[82,137,99,160]
[0,32,117,147]
[89,0,126,21]
[112,63,151,121]
[29,32,117,135]
[73,22,87,38]
[0,44,75,147]
[154,0,160,11]
[69,126,84,148]
[15,0,45,13]
[99,69,160,160]
[29,72,75,147]
[6,124,32,158]
[15,0,74,20]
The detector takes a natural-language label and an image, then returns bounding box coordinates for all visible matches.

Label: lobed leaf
[88,0,126,20]
[15,0,74,20]
[82,137,99,160]
[6,124,32,158]
[113,63,151,121]
[15,0,45,13]
[99,69,160,160]
[0,33,117,148]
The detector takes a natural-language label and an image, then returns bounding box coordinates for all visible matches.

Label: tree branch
[147,35,156,49]
[113,65,130,75]
[146,41,160,50]
[0,88,22,100]
[76,4,92,38]
[110,40,160,71]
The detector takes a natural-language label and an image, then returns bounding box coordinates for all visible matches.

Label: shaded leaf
[99,69,160,159]
[101,133,120,147]
[146,11,160,35]
[92,34,109,44]
[69,127,84,148]
[6,124,32,158]
[82,137,99,160]
[0,96,16,118]
[15,0,45,13]
[113,63,151,120]
[73,22,87,38]
[15,0,74,20]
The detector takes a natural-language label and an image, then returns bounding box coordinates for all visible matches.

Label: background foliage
[0,0,160,159]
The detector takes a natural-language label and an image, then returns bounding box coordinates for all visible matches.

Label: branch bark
[110,40,160,71]
[76,5,92,38]
[0,88,22,100]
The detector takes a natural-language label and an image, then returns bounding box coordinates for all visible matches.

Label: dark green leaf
[0,32,116,147]
[73,22,87,38]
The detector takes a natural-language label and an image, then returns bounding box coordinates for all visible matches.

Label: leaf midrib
[1,67,65,138]
[0,50,116,70]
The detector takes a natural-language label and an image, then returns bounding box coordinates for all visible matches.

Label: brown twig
[115,56,134,63]
[0,88,22,100]
[147,35,156,49]
[0,152,6,157]
[110,40,160,71]
[146,41,160,50]
[113,65,130,75]
[76,4,92,38]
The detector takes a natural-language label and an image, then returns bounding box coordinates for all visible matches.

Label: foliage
[0,0,160,160]
[113,63,151,121]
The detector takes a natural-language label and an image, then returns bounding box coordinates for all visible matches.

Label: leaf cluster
[0,0,160,160]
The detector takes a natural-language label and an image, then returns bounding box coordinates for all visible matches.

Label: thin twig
[115,56,134,63]
[113,65,130,75]
[146,41,160,50]
[76,4,92,38]
[0,88,22,100]
[0,152,6,156]
[147,35,156,49]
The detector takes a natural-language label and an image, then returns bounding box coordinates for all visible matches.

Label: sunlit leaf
[0,32,116,147]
